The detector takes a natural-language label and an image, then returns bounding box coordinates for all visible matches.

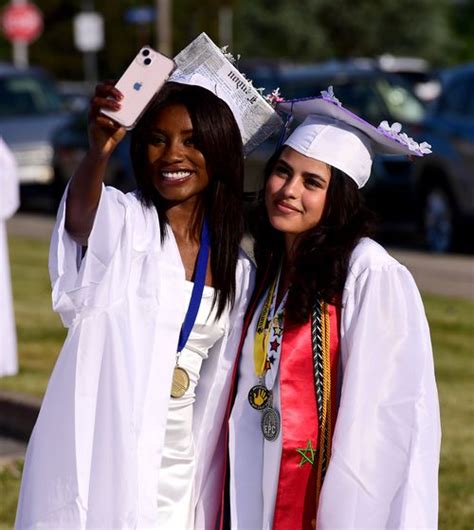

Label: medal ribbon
[253,268,286,380]
[253,276,278,377]
[176,218,210,354]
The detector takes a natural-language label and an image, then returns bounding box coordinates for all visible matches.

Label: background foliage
[0,0,472,81]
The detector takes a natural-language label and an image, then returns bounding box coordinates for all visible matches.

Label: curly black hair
[251,146,377,324]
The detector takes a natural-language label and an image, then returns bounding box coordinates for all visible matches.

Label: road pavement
[390,248,474,300]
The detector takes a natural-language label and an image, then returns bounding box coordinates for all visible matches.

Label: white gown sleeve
[0,137,19,376]
[318,261,441,529]
[49,185,137,326]
[0,137,20,220]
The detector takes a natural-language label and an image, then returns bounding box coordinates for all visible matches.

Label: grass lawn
[0,237,65,397]
[0,236,473,529]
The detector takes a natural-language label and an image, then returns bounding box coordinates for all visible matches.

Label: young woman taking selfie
[15,38,280,529]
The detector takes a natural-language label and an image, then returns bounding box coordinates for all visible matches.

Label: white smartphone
[101,46,176,129]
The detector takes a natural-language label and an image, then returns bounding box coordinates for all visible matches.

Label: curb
[0,390,41,442]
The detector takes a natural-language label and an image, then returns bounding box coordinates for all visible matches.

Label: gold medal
[171,366,190,398]
[248,384,271,410]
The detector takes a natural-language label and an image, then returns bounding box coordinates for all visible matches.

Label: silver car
[0,63,71,193]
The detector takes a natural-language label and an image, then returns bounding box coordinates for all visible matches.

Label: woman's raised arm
[65,81,127,246]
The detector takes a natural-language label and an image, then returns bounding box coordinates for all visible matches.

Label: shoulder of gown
[348,237,404,276]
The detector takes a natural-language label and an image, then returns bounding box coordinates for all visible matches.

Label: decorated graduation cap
[169,32,283,156]
[277,87,431,188]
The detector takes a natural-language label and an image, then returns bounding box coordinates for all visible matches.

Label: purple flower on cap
[378,120,432,155]
[320,86,342,107]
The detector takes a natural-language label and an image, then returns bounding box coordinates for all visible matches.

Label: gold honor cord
[253,277,278,378]
[314,301,333,520]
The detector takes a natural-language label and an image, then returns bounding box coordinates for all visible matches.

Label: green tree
[234,0,455,65]
[0,0,468,80]
[0,0,232,80]
[449,0,474,62]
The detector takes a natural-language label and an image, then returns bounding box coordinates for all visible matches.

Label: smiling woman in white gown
[14,35,281,529]
[229,91,441,529]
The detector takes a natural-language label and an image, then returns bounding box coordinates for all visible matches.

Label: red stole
[272,303,340,530]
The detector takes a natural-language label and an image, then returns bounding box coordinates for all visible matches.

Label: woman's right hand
[88,81,127,159]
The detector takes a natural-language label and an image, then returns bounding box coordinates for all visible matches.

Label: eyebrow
[149,128,194,135]
[277,158,328,184]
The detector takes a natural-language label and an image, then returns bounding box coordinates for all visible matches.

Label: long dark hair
[130,82,245,317]
[252,147,376,324]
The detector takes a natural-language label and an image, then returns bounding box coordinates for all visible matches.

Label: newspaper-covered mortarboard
[277,87,432,188]
[169,32,283,156]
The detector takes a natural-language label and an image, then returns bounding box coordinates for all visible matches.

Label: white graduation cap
[169,32,282,156]
[277,87,431,188]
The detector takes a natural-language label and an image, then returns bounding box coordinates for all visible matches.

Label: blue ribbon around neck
[176,218,210,353]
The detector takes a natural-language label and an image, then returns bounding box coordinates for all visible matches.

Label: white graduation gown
[15,185,254,530]
[230,238,441,530]
[0,137,19,377]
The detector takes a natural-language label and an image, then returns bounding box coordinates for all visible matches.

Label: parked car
[241,60,427,239]
[412,63,474,252]
[376,55,441,103]
[57,80,94,113]
[51,112,135,205]
[0,63,72,206]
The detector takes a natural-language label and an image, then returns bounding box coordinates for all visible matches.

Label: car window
[0,74,62,117]
[244,67,425,125]
[287,77,410,125]
[276,77,387,123]
[330,80,387,124]
[375,78,425,123]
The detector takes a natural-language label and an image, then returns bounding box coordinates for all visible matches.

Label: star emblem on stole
[296,440,316,467]
[270,338,279,352]
[273,323,283,337]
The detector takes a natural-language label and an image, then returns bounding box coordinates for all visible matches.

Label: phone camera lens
[142,49,150,57]
[144,58,152,65]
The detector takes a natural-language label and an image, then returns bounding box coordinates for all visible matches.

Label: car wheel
[422,187,455,252]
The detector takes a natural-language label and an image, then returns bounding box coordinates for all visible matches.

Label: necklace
[171,219,210,398]
[248,266,288,440]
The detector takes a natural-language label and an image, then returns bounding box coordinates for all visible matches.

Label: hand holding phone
[101,47,176,130]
